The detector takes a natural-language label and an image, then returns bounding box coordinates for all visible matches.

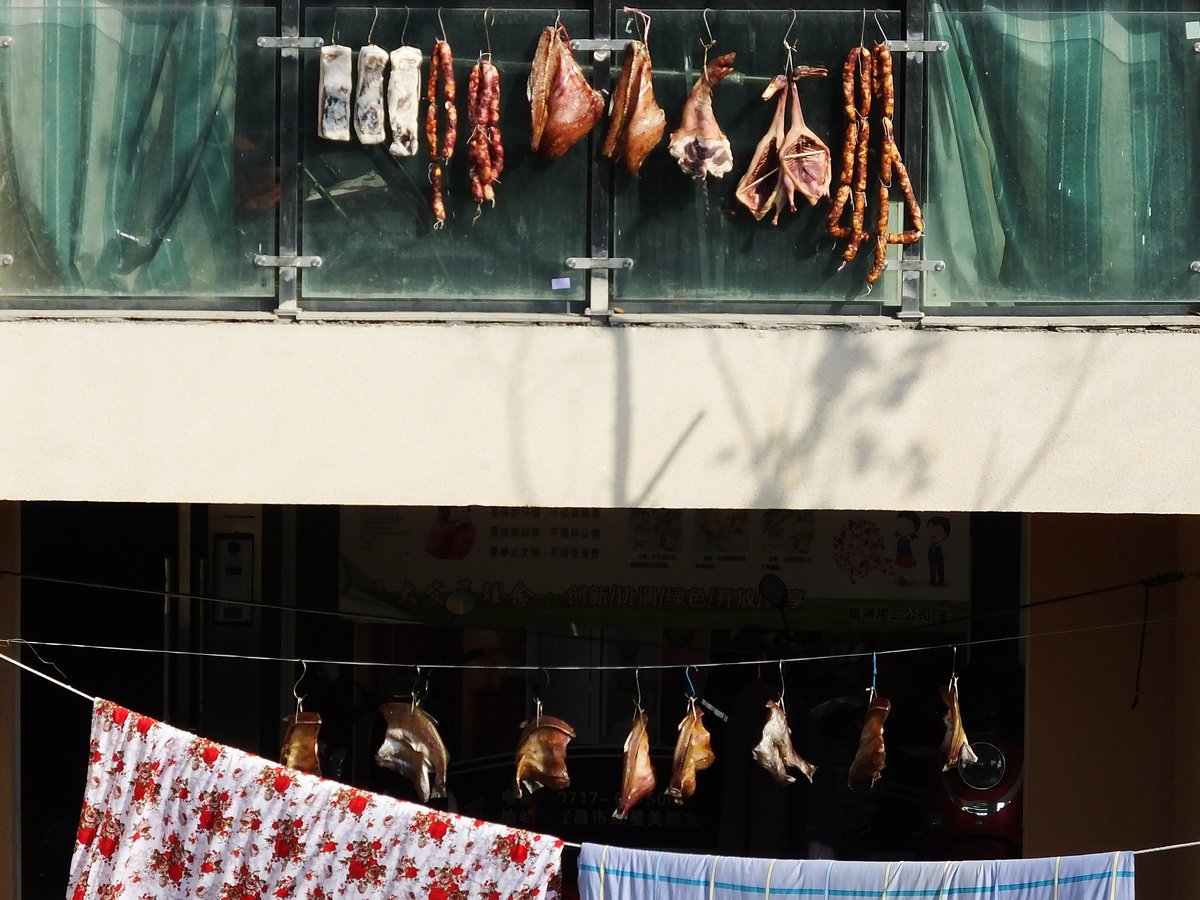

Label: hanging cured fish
[515,714,575,796]
[668,51,736,180]
[848,695,890,787]
[751,699,816,785]
[602,41,665,176]
[665,705,715,804]
[613,712,656,819]
[528,23,604,161]
[279,711,322,776]
[375,702,449,802]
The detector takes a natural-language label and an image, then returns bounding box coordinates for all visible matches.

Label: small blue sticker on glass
[551,277,571,290]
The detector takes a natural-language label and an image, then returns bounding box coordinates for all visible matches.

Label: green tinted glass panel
[925,6,1200,308]
[611,9,903,308]
[0,3,276,305]
[301,7,589,307]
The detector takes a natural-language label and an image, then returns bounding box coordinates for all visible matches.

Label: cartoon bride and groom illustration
[894,512,951,587]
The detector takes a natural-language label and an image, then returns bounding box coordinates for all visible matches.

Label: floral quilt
[68,699,564,900]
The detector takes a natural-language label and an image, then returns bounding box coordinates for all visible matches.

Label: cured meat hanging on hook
[827,42,924,286]
[387,46,423,158]
[427,39,458,227]
[468,56,504,213]
[515,714,576,797]
[613,712,656,819]
[528,23,604,161]
[848,694,890,787]
[668,51,736,180]
[602,35,666,176]
[735,66,831,225]
[751,699,816,785]
[318,44,353,141]
[665,703,715,804]
[279,711,322,776]
[354,44,389,144]
[940,679,978,771]
[375,702,450,802]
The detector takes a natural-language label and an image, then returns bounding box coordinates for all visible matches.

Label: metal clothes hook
[401,7,411,45]
[368,7,379,45]
[623,6,651,44]
[778,659,787,711]
[633,666,643,715]
[483,7,493,57]
[293,659,308,714]
[873,8,887,42]
[437,7,447,42]
[684,664,698,699]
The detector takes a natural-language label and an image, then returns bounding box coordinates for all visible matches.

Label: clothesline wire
[0,566,1193,655]
[0,653,1196,860]
[3,611,1193,674]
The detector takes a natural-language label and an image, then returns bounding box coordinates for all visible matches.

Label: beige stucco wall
[0,318,1198,512]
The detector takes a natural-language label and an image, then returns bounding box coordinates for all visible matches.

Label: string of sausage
[826,43,924,286]
[468,56,504,217]
[428,40,457,228]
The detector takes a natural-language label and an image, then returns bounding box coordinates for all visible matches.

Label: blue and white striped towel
[578,843,1135,900]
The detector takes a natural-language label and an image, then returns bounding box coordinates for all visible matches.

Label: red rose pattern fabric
[68,699,564,900]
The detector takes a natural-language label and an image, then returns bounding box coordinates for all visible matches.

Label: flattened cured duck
[751,699,816,785]
[529,24,604,161]
[515,714,575,796]
[375,702,449,802]
[734,75,788,222]
[940,681,978,771]
[778,67,831,210]
[602,41,666,176]
[280,711,321,776]
[613,712,656,819]
[665,706,715,804]
[848,695,890,787]
[668,51,735,179]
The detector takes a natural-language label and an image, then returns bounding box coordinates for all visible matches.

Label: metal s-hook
[782,9,798,72]
[633,666,643,716]
[701,8,716,49]
[292,659,308,715]
[411,665,424,708]
[483,7,494,57]
[873,8,888,42]
[869,651,878,701]
[437,7,447,43]
[368,7,380,45]
[401,6,411,46]
[684,664,699,699]
[778,659,787,711]
[622,6,651,44]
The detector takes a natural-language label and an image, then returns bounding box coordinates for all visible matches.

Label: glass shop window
[0,1,278,305]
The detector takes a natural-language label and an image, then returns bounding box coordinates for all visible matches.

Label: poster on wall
[339,507,971,631]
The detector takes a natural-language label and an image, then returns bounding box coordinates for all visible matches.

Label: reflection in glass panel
[301,8,589,307]
[611,9,903,309]
[0,3,277,304]
[925,6,1200,308]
